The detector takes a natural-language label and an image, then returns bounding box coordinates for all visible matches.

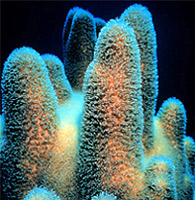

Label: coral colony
[0,4,195,200]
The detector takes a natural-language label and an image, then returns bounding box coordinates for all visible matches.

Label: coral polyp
[1,3,194,200]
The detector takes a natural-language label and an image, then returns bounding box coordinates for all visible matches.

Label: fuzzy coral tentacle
[120,4,158,152]
[62,7,97,91]
[1,47,58,199]
[78,19,144,200]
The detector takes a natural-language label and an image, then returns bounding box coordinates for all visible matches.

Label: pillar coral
[78,19,144,200]
[1,47,58,199]
[120,4,158,152]
[153,97,187,199]
[62,7,97,91]
[1,3,195,200]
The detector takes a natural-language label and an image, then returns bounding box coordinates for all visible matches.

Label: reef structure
[1,3,195,200]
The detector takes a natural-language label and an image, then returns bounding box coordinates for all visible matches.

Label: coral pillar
[78,19,144,200]
[155,97,187,199]
[120,4,158,152]
[62,7,97,91]
[1,47,58,199]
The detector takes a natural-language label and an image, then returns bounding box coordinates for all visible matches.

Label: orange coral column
[78,19,144,200]
[1,47,58,199]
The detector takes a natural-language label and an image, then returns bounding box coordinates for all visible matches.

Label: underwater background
[1,1,195,138]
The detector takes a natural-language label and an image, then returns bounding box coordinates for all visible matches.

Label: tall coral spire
[155,97,187,199]
[1,47,58,199]
[120,4,158,152]
[156,98,186,147]
[42,53,72,105]
[62,7,97,91]
[78,19,144,200]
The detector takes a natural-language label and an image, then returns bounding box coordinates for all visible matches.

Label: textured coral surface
[1,3,195,200]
